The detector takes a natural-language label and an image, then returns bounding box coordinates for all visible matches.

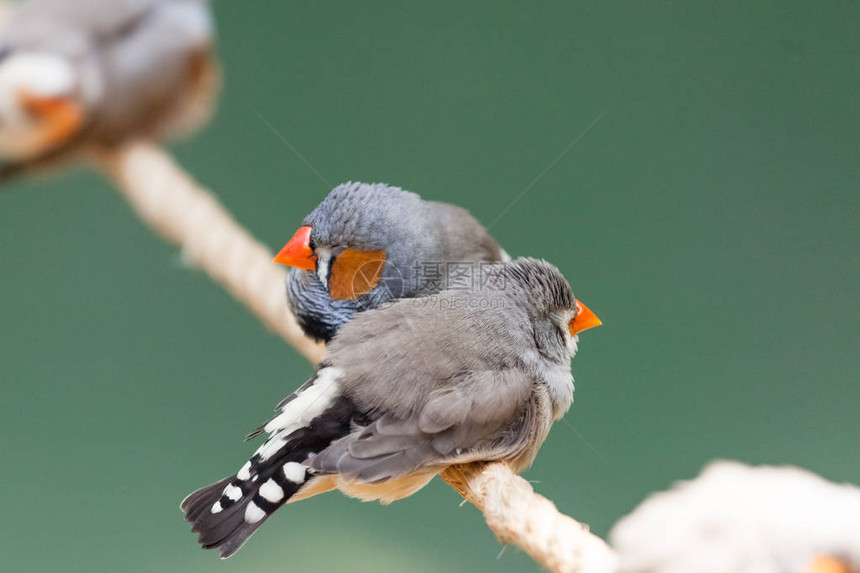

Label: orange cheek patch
[329,249,386,300]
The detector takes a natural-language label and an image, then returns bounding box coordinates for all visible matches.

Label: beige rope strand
[93,142,326,364]
[443,463,618,573]
[94,141,617,573]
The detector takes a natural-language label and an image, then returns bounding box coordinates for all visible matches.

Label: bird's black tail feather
[182,394,357,558]
[181,443,313,558]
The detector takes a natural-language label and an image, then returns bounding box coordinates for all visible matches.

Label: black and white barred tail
[182,367,355,558]
[181,447,312,558]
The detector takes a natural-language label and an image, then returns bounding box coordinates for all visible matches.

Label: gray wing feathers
[433,202,504,262]
[421,372,529,430]
[418,389,472,434]
[348,431,421,459]
[309,371,533,484]
[311,283,546,485]
[328,294,535,419]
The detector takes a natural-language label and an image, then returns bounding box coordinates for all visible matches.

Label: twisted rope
[444,463,618,573]
[95,142,326,364]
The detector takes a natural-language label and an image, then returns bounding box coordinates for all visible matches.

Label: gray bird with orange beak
[274,181,507,343]
[0,0,217,177]
[182,257,602,557]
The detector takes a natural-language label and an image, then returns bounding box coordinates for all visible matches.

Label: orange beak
[19,90,85,151]
[273,226,317,271]
[569,299,602,336]
[808,556,852,573]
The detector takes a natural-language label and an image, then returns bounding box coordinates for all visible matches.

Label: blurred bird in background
[274,181,508,343]
[182,258,602,557]
[0,0,217,178]
[610,461,860,573]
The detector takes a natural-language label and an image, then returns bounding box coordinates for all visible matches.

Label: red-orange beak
[808,556,853,573]
[569,299,602,336]
[273,226,317,271]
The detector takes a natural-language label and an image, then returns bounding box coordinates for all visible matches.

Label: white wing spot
[244,501,266,524]
[283,462,307,484]
[259,479,285,503]
[211,502,222,514]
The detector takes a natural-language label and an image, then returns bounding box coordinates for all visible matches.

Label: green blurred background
[1,1,858,571]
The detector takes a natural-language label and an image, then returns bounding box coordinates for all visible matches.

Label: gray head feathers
[303,182,423,251]
[288,181,504,342]
[495,257,576,317]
